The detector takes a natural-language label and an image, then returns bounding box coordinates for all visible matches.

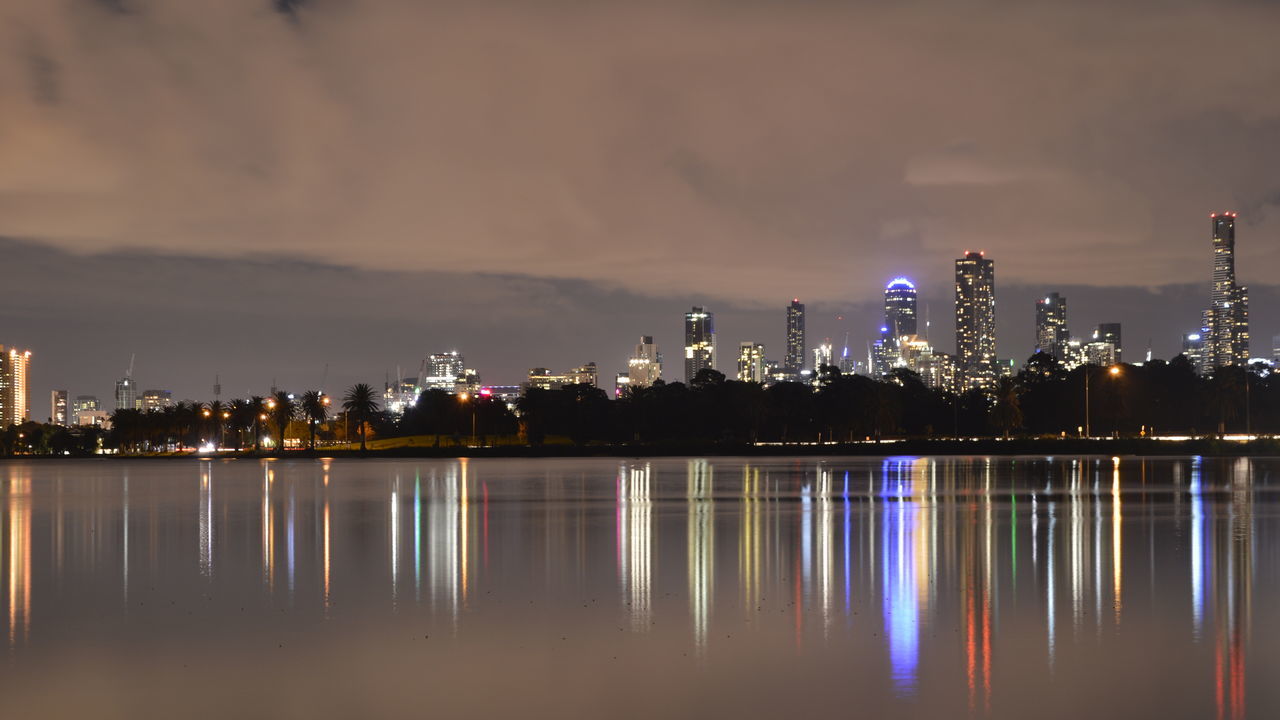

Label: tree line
[1,354,1273,456]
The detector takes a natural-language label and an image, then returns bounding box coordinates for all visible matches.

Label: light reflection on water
[0,456,1273,718]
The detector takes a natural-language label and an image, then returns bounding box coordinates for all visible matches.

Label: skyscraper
[1205,212,1249,369]
[628,336,662,387]
[785,299,806,373]
[884,278,918,338]
[1094,323,1122,363]
[0,346,32,428]
[1035,293,1069,361]
[141,389,174,412]
[684,306,716,382]
[114,377,137,412]
[51,390,68,426]
[419,352,466,392]
[955,252,996,389]
[736,342,766,383]
[1183,332,1207,375]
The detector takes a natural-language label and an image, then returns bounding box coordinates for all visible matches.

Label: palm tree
[342,383,380,452]
[993,377,1023,439]
[268,391,297,452]
[250,395,267,452]
[300,391,328,450]
[227,399,255,451]
[207,400,226,448]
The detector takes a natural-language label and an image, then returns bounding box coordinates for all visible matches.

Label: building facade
[0,346,32,428]
[628,336,662,388]
[736,342,766,383]
[1183,332,1207,375]
[1094,323,1122,363]
[1205,213,1249,369]
[527,363,599,391]
[884,278,918,338]
[141,389,173,412]
[955,252,996,389]
[684,307,716,382]
[51,390,68,425]
[785,299,806,374]
[114,377,137,412]
[1035,292,1069,361]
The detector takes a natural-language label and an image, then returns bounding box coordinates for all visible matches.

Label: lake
[0,456,1274,718]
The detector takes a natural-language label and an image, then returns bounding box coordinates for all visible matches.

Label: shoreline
[6,437,1280,460]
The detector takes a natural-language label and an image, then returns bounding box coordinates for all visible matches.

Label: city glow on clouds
[2,1,1280,305]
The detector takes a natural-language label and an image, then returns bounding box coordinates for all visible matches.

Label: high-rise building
[73,395,100,414]
[51,390,68,425]
[1205,213,1249,369]
[812,340,834,373]
[418,352,466,392]
[141,389,174,412]
[736,342,766,383]
[1083,341,1117,367]
[526,363,598,391]
[628,336,662,388]
[785,299,806,373]
[1095,323,1122,363]
[1035,293,1069,361]
[684,306,716,382]
[114,377,137,412]
[1183,332,1207,375]
[0,346,32,428]
[1272,334,1280,365]
[955,252,996,389]
[884,278,918,338]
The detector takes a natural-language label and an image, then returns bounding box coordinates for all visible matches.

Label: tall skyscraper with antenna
[955,252,996,389]
[785,299,806,374]
[1204,212,1249,369]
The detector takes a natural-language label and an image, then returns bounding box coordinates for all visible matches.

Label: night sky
[3,1,1279,410]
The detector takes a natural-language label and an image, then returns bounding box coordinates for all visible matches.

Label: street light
[1085,365,1121,438]
[458,392,476,446]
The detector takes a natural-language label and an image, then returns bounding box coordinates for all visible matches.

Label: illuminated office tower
[1183,332,1207,376]
[736,342,766,383]
[955,252,996,389]
[628,336,662,388]
[684,306,716,382]
[51,390,68,425]
[141,389,173,412]
[114,377,137,412]
[419,352,466,392]
[1272,334,1280,365]
[0,346,32,428]
[812,339,834,373]
[1035,293,1069,361]
[73,395,100,413]
[785,299,806,373]
[1094,323,1122,363]
[884,278,918,338]
[1205,213,1249,368]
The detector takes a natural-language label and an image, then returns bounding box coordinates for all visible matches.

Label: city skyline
[3,233,1277,412]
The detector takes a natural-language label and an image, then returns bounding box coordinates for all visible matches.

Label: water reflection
[0,456,1273,717]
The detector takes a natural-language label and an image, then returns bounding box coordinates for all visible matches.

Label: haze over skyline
[3,1,1279,405]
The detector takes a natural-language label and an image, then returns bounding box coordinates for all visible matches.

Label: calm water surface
[0,456,1276,718]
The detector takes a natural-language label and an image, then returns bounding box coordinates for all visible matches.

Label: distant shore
[6,437,1280,460]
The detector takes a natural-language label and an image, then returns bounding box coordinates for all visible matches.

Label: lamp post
[459,392,476,447]
[1084,365,1121,438]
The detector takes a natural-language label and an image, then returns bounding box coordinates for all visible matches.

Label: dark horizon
[2,236,1275,412]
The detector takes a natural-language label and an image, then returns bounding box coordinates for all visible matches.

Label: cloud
[0,0,1279,338]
